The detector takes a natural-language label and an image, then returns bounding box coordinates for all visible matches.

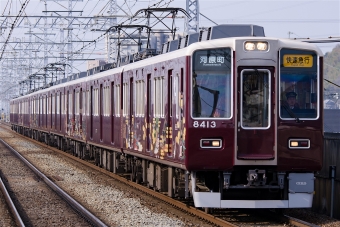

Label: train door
[44,95,47,129]
[80,88,83,137]
[56,91,62,132]
[111,81,115,144]
[146,74,151,151]
[129,77,134,148]
[52,93,55,130]
[90,86,93,140]
[171,69,183,159]
[167,70,173,156]
[237,67,275,160]
[100,84,103,141]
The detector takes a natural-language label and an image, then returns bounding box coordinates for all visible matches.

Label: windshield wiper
[197,85,220,117]
[280,100,300,123]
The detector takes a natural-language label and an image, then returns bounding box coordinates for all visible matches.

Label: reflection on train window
[241,70,270,129]
[280,73,318,119]
[192,48,232,119]
[279,48,318,119]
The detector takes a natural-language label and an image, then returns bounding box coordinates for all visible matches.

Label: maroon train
[10,24,323,208]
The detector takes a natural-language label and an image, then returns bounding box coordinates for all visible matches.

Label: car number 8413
[193,121,216,128]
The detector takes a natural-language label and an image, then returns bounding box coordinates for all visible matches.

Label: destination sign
[283,54,313,67]
[193,48,231,72]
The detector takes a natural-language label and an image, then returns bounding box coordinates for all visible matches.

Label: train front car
[186,37,323,209]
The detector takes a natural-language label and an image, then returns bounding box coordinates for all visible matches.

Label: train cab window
[241,69,271,129]
[279,49,319,119]
[191,48,232,119]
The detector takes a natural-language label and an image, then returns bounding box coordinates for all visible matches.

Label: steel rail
[13,134,238,227]
[0,174,25,227]
[284,215,321,227]
[0,137,108,227]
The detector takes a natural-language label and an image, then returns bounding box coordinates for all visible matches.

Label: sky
[194,0,340,53]
[0,0,339,74]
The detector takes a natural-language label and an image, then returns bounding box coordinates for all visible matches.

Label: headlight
[289,139,310,149]
[244,42,256,51]
[257,42,268,51]
[200,139,222,149]
[244,41,269,51]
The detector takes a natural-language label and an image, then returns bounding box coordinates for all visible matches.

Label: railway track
[0,123,323,227]
[0,136,105,226]
[0,172,23,226]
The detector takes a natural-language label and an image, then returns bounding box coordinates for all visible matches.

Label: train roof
[12,36,323,101]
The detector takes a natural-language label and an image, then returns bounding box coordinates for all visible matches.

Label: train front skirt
[192,172,315,208]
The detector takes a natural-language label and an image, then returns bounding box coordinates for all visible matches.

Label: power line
[0,0,31,61]
[324,79,340,88]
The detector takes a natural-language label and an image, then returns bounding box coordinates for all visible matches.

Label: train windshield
[279,49,319,119]
[191,48,232,119]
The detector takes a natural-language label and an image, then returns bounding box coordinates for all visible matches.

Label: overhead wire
[1,0,10,16]
[0,0,31,61]
[10,0,177,81]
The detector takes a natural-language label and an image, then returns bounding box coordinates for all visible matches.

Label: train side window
[48,95,51,114]
[82,90,85,116]
[169,70,172,117]
[106,86,110,116]
[114,84,120,117]
[94,88,99,116]
[154,78,157,117]
[103,87,106,116]
[103,86,107,117]
[154,77,164,118]
[51,95,53,114]
[135,80,145,117]
[133,80,139,117]
[75,92,79,115]
[69,92,73,116]
[174,74,179,119]
[86,90,90,116]
[123,83,128,116]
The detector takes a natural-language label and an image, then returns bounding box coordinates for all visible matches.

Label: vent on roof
[187,32,199,46]
[184,35,188,47]
[200,29,210,41]
[199,30,204,41]
[169,39,179,52]
[162,42,170,54]
[207,27,211,40]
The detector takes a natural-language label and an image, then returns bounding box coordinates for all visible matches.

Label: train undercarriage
[12,125,316,209]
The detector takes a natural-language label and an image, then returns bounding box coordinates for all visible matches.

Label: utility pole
[107,0,118,63]
[186,0,199,33]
